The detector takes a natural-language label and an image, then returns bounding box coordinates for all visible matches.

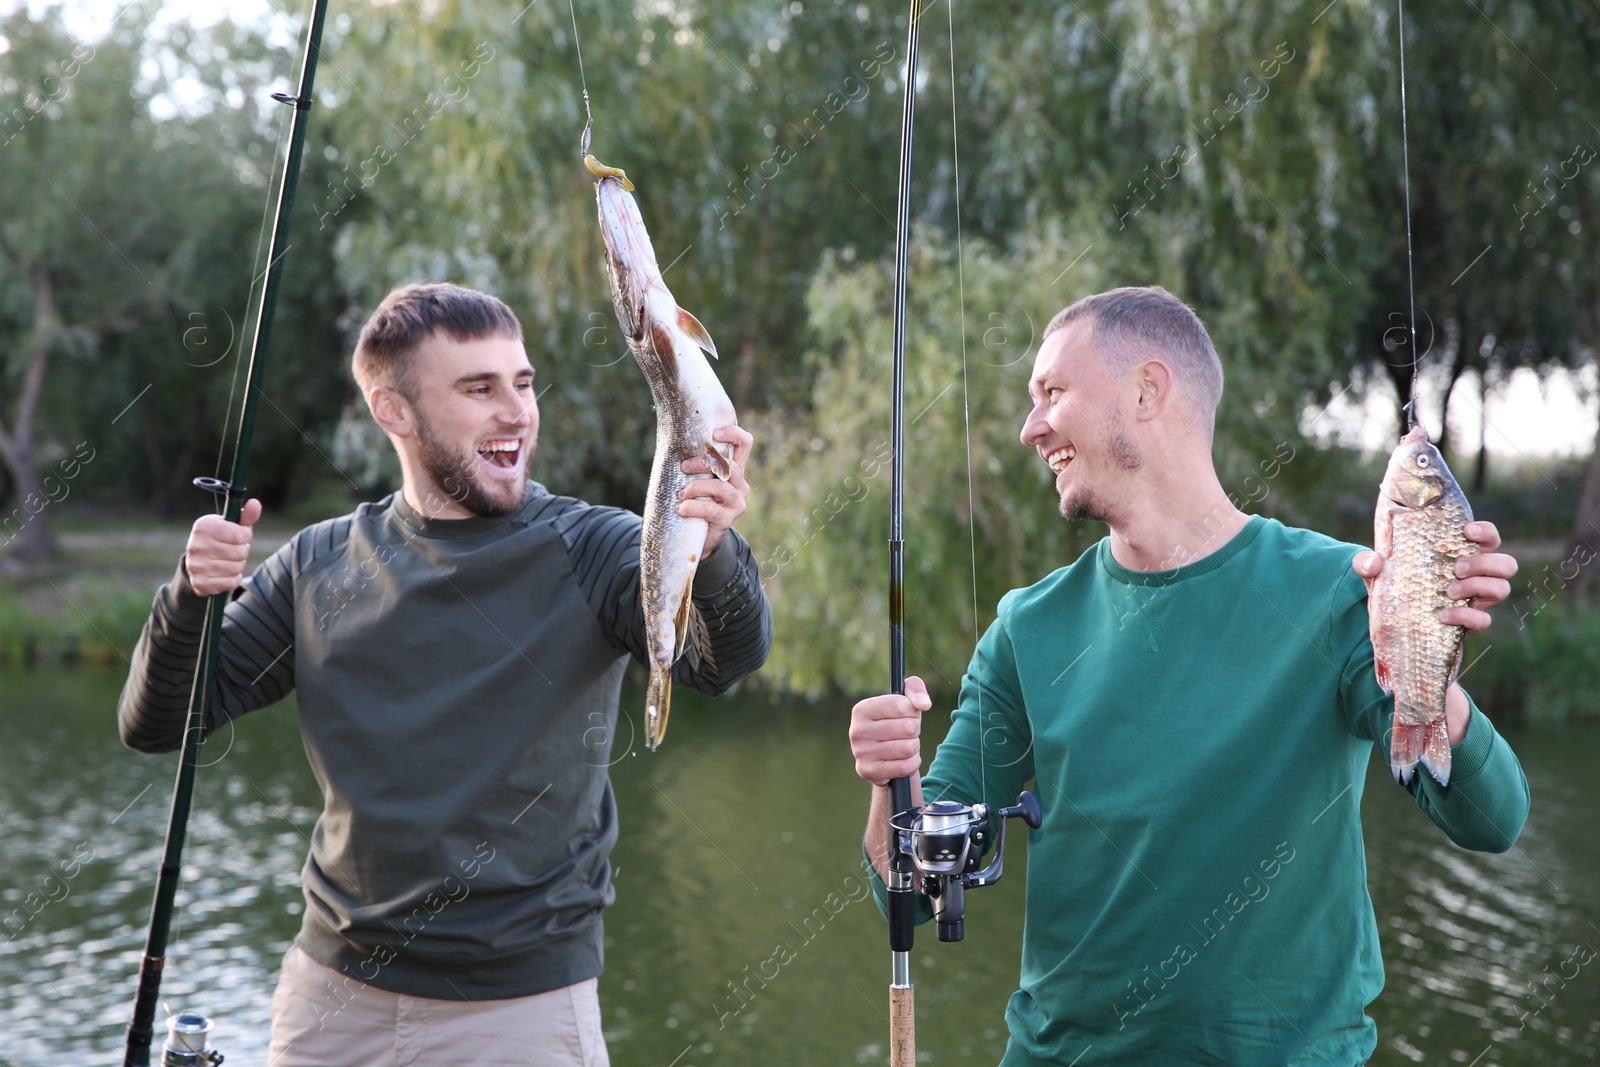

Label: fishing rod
[122,2,329,1062]
[880,4,1037,1065]
[882,0,921,1057]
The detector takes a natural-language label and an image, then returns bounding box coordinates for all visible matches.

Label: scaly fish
[1369,425,1478,786]
[590,156,736,751]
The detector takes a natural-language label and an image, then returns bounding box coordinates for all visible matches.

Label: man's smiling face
[1019,316,1143,524]
[407,333,539,518]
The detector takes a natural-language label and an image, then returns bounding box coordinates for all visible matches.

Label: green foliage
[745,226,1101,696]
[0,587,150,666]
[0,4,346,520]
[1,0,1597,702]
[313,0,917,506]
[1467,598,1600,724]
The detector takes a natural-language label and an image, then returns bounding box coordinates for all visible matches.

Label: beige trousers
[267,945,610,1067]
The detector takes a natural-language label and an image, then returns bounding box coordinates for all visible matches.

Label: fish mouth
[595,177,665,340]
[476,438,523,472]
[595,177,662,278]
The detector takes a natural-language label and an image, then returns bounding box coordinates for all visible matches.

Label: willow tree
[0,5,348,554]
[0,7,161,561]
[316,0,914,506]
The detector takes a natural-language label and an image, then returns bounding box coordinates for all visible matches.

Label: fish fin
[1374,657,1393,695]
[1390,709,1452,786]
[672,578,693,660]
[678,308,719,359]
[648,323,680,379]
[703,441,734,481]
[646,586,694,751]
[1420,716,1452,786]
[1373,505,1395,559]
[645,667,672,751]
[1389,714,1425,785]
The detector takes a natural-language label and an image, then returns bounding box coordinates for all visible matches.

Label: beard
[414,414,527,518]
[1061,488,1115,523]
[1058,418,1142,523]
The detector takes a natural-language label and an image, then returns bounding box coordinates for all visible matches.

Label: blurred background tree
[1,0,1595,681]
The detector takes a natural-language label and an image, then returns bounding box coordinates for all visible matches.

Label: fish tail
[1389,716,1424,785]
[1420,715,1452,786]
[646,667,673,751]
[1390,711,1452,786]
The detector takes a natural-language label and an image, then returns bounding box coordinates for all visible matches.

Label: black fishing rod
[122,3,329,1063]
[882,0,921,1058]
[880,4,1038,1063]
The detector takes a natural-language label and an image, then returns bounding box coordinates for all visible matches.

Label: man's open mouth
[478,439,522,470]
[1046,445,1076,475]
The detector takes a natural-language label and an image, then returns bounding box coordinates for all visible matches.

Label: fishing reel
[892,792,1041,942]
[161,1010,223,1066]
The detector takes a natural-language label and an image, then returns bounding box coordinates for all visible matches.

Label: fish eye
[1416,454,1430,467]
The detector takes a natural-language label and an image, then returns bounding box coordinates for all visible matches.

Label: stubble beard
[414,413,527,518]
[1058,420,1142,524]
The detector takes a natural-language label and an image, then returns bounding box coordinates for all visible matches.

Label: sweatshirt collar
[1098,514,1265,586]
[388,481,549,538]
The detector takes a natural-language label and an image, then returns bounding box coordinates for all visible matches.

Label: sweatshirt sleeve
[1333,567,1529,852]
[558,506,772,695]
[117,542,298,753]
[923,599,1035,817]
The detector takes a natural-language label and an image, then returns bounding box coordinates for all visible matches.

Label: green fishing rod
[122,2,329,1062]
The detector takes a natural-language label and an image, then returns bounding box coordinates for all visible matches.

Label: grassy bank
[0,512,290,667]
[1466,597,1600,724]
[0,590,156,667]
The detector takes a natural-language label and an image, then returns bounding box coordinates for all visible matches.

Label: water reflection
[1361,727,1600,1065]
[1,670,1594,1065]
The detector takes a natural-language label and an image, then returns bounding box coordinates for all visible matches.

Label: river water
[1,668,1595,1065]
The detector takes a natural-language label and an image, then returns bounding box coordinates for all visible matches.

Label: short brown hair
[1044,286,1223,432]
[352,283,522,400]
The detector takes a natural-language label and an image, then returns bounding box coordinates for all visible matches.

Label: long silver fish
[1370,424,1478,785]
[590,156,736,751]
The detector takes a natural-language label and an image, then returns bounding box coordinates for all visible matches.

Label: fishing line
[1396,0,1419,428]
[126,3,331,1057]
[214,72,299,487]
[567,0,594,154]
[878,9,1040,1058]
[945,0,986,803]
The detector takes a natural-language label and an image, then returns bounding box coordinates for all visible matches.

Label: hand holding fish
[678,424,753,558]
[1361,426,1520,784]
[1353,520,1518,631]
[592,160,743,749]
[1356,520,1518,753]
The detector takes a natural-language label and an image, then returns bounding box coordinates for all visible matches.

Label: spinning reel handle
[964,790,1039,891]
[998,791,1042,831]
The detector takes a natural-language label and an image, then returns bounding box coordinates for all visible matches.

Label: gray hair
[1043,286,1223,432]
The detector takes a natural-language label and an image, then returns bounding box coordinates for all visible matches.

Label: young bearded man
[120,283,772,1066]
[848,285,1528,1066]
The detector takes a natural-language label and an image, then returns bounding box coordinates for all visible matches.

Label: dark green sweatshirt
[119,483,771,1000]
[875,516,1528,1066]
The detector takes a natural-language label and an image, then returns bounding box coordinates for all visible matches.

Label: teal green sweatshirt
[874,517,1528,1066]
